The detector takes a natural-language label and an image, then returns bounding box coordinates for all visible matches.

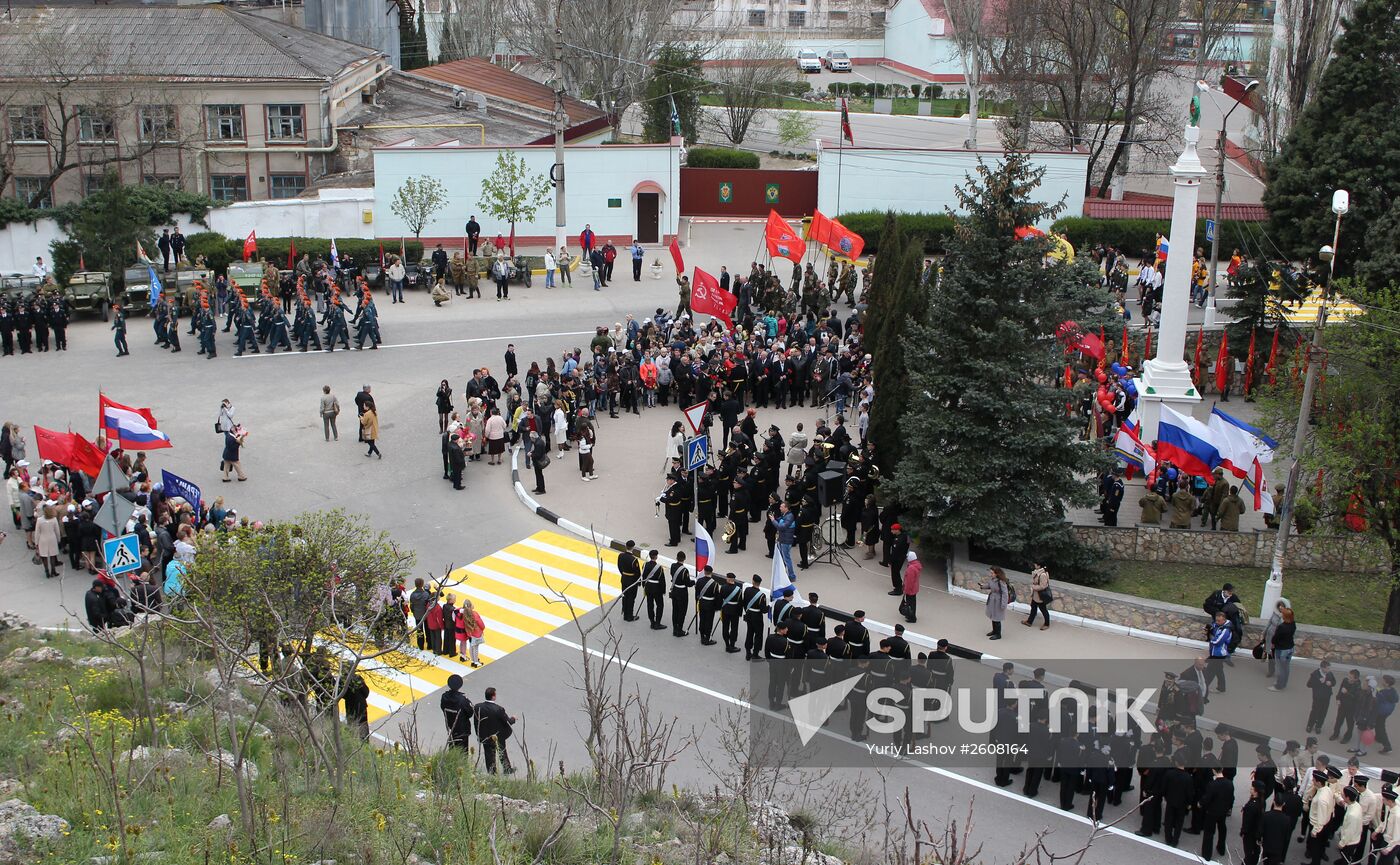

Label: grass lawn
[1104,561,1390,634]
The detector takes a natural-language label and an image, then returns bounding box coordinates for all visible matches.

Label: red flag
[1343,489,1369,532]
[288,238,297,266]
[1097,326,1106,369]
[1063,365,1073,389]
[1192,326,1205,385]
[840,98,854,145]
[379,241,385,267]
[810,209,865,261]
[78,251,86,271]
[1265,328,1279,384]
[1215,331,1230,394]
[242,230,257,262]
[1244,328,1257,395]
[764,211,806,262]
[33,426,106,477]
[691,267,737,328]
[508,224,516,256]
[669,237,684,273]
[1144,326,1152,358]
[1120,325,1130,364]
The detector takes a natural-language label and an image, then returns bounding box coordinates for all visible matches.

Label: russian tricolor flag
[100,394,172,450]
[694,522,715,574]
[1156,406,1219,477]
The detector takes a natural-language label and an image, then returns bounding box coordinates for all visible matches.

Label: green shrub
[685,146,761,169]
[909,84,922,99]
[927,84,944,99]
[849,82,867,98]
[827,82,839,97]
[835,210,958,254]
[173,234,426,274]
[1050,216,1260,259]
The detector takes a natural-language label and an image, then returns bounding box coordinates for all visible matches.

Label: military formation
[0,290,71,357]
[112,265,385,359]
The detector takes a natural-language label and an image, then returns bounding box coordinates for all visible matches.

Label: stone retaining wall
[1071,525,1387,573]
[950,553,1400,667]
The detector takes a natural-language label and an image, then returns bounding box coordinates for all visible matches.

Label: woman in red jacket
[456,599,486,667]
[424,598,444,654]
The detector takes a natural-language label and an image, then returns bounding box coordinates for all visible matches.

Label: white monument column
[1135,124,1206,442]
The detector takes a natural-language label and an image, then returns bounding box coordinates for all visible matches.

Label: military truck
[64,271,113,319]
[0,273,44,300]
[121,265,213,315]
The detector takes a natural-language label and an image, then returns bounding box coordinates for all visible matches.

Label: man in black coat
[530,431,549,494]
[84,580,109,631]
[1198,764,1235,860]
[1260,795,1295,865]
[440,674,474,750]
[1240,781,1266,865]
[695,565,719,644]
[668,552,694,637]
[1162,753,1196,847]
[474,686,515,774]
[617,540,642,622]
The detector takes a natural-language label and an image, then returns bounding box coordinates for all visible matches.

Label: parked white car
[822,50,852,72]
[796,50,821,73]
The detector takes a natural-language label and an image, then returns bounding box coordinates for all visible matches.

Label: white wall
[372,143,682,241]
[0,219,65,275]
[882,0,965,77]
[816,147,1087,228]
[175,189,377,242]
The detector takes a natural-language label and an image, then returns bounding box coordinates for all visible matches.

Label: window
[870,10,886,23]
[139,105,177,142]
[747,9,765,25]
[788,9,806,25]
[266,104,304,141]
[83,173,106,198]
[143,175,180,189]
[830,9,849,19]
[268,174,306,199]
[77,107,116,143]
[210,174,248,202]
[206,104,244,141]
[8,106,45,142]
[14,176,51,209]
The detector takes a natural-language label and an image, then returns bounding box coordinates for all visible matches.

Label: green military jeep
[121,265,213,315]
[65,271,113,320]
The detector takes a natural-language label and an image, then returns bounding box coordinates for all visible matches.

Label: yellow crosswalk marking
[1270,291,1362,324]
[336,530,620,723]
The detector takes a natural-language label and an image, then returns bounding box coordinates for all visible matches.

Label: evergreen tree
[399,0,429,71]
[888,153,1113,578]
[1262,0,1400,273]
[1223,259,1298,392]
[866,244,927,475]
[642,45,704,144]
[862,212,904,353]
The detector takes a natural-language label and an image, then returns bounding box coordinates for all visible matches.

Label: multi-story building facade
[0,3,390,207]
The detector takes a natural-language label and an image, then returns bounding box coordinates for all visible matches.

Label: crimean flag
[669,237,684,274]
[691,267,737,329]
[242,230,257,262]
[763,210,806,263]
[1215,331,1230,394]
[809,209,865,261]
[1265,328,1279,385]
[839,98,854,145]
[1244,328,1257,395]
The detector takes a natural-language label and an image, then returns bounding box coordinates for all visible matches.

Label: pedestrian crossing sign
[686,435,709,471]
[103,533,141,575]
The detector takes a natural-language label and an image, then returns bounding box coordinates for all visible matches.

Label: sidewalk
[508,402,1397,771]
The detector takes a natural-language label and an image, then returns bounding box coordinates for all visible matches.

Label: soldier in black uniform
[762,494,781,558]
[719,572,743,653]
[48,300,67,351]
[153,296,170,347]
[111,304,128,356]
[695,565,720,644]
[30,299,48,351]
[800,593,826,645]
[848,657,873,741]
[660,478,685,546]
[669,551,694,637]
[440,673,474,751]
[844,610,872,658]
[726,477,749,553]
[14,301,32,354]
[617,540,641,622]
[1102,467,1125,526]
[696,466,718,533]
[741,574,769,660]
[642,549,667,630]
[841,475,864,546]
[0,303,13,355]
[765,622,793,707]
[165,303,181,352]
[826,624,849,659]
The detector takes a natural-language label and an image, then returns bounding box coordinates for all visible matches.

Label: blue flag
[147,265,162,309]
[160,469,201,514]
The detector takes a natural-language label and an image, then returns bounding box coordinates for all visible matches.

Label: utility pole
[550,0,567,252]
[1260,189,1348,619]
[1203,78,1258,328]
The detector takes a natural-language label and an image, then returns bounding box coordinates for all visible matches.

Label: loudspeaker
[817,470,844,508]
[826,459,847,476]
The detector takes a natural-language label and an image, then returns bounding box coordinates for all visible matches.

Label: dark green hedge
[685,147,761,169]
[182,233,425,275]
[835,211,957,255]
[1051,217,1260,260]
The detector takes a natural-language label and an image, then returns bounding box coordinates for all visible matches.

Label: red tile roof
[410,58,603,127]
[1081,200,1268,221]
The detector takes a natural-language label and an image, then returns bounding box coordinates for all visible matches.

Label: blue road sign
[1205,219,1216,244]
[103,533,142,575]
[686,435,709,471]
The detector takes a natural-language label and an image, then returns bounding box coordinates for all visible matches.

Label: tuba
[720,519,738,544]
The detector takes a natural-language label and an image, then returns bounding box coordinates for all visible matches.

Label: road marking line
[540,632,1201,861]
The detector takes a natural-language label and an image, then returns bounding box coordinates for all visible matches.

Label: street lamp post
[1260,189,1349,619]
[1201,78,1259,328]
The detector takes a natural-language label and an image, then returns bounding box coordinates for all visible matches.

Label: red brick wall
[679,167,818,218]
